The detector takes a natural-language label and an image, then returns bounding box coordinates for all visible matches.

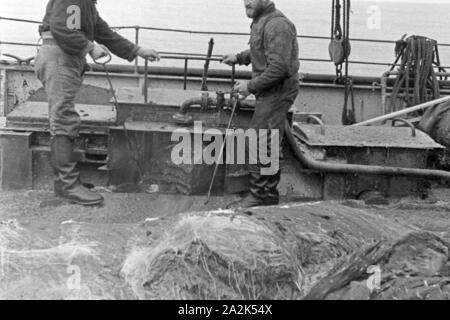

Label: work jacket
[39,0,139,60]
[237,3,300,95]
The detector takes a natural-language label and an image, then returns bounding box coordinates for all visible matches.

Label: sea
[1,0,450,76]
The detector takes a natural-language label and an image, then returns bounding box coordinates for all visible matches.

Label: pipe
[173,93,252,124]
[178,96,217,115]
[353,95,450,127]
[179,97,217,115]
[172,96,218,124]
[285,120,450,181]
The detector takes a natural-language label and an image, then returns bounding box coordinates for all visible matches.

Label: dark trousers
[246,76,300,174]
[34,44,86,138]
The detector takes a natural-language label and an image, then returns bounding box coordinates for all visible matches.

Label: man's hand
[221,54,238,66]
[89,44,108,60]
[233,81,250,98]
[137,48,160,62]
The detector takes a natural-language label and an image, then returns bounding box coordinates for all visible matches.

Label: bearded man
[222,0,300,208]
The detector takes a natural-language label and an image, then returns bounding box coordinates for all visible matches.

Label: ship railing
[1,16,450,83]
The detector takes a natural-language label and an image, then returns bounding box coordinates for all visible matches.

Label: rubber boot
[51,136,104,206]
[264,170,281,206]
[229,172,267,209]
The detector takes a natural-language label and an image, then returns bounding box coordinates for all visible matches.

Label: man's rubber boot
[229,172,267,209]
[265,170,281,206]
[51,136,104,206]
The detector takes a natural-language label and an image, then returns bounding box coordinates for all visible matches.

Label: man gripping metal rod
[222,0,300,209]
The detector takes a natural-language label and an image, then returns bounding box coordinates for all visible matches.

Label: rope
[389,36,443,113]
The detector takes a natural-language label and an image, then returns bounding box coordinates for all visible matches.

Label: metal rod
[144,58,149,103]
[0,41,39,47]
[231,64,236,87]
[183,58,189,90]
[0,16,41,24]
[331,0,335,39]
[159,55,222,62]
[1,40,449,69]
[134,26,140,74]
[353,95,450,127]
[93,51,117,112]
[205,97,239,204]
[160,51,222,58]
[201,38,215,91]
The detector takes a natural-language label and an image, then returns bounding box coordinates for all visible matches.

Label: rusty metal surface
[28,84,114,106]
[115,101,254,128]
[117,88,217,106]
[0,131,33,190]
[299,124,444,149]
[5,101,116,129]
[108,126,225,195]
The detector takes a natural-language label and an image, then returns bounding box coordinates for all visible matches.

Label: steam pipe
[285,120,450,181]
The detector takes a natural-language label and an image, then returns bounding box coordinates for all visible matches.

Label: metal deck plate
[299,124,444,149]
[6,101,116,128]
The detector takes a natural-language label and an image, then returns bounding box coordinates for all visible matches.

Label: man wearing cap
[35,0,160,206]
[222,0,300,208]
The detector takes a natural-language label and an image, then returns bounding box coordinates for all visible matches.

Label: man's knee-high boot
[229,171,267,209]
[265,170,281,206]
[51,135,104,206]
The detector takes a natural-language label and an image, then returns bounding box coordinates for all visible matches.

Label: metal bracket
[307,115,326,135]
[392,118,417,137]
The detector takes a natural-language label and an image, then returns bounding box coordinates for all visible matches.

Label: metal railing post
[135,26,140,74]
[183,58,189,90]
[143,58,149,103]
[231,64,236,88]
